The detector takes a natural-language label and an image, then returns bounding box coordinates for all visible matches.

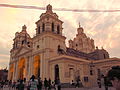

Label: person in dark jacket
[57,79,61,90]
[44,78,48,90]
[17,80,24,90]
[37,77,42,90]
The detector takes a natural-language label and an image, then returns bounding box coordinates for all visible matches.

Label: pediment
[15,46,31,56]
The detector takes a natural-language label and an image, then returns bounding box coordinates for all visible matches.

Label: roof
[63,48,109,60]
[65,48,89,59]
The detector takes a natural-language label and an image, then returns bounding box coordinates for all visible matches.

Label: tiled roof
[65,48,90,59]
[64,48,109,60]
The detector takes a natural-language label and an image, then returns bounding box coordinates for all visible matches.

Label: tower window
[37,45,39,49]
[103,54,106,59]
[57,25,60,34]
[22,40,24,45]
[52,23,54,32]
[90,70,93,75]
[42,23,45,32]
[76,44,78,46]
[38,26,40,34]
[28,45,30,47]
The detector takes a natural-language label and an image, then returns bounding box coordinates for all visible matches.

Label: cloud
[0,0,120,69]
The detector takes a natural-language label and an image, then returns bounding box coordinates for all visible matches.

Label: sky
[0,0,120,69]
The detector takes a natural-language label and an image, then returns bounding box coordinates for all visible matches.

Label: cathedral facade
[8,4,120,87]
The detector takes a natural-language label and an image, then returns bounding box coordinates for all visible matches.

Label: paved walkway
[1,86,115,90]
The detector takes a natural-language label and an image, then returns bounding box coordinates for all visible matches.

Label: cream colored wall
[49,58,91,87]
[49,59,65,82]
[88,59,120,87]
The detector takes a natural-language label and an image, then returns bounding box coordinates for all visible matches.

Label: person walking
[48,78,51,90]
[44,78,48,90]
[29,75,38,90]
[104,76,108,90]
[37,77,42,90]
[17,80,24,90]
[97,78,101,88]
[57,79,61,90]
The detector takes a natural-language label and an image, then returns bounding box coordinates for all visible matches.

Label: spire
[77,22,83,34]
[22,25,27,31]
[46,4,52,13]
[79,22,81,28]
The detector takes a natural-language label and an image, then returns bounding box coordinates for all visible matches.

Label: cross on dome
[22,25,27,30]
[46,4,52,12]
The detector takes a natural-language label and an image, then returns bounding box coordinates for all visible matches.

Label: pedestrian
[48,78,51,90]
[12,81,16,90]
[97,78,101,88]
[107,66,120,90]
[54,79,58,90]
[104,76,108,90]
[0,81,3,90]
[29,75,38,90]
[44,78,48,90]
[17,80,24,90]
[37,77,42,90]
[51,81,55,89]
[57,79,61,90]
[71,80,74,86]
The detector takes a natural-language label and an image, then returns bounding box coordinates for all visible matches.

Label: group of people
[71,77,83,88]
[0,80,14,89]
[1,66,120,90]
[0,75,61,90]
[97,66,120,90]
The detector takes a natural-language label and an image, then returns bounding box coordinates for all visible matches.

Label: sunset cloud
[0,0,120,68]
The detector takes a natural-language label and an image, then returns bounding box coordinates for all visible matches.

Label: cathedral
[8,4,120,87]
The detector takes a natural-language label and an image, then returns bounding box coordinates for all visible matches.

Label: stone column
[27,56,31,81]
[40,53,44,80]
[25,56,30,81]
[16,58,20,81]
[12,62,16,81]
[44,49,50,80]
[29,56,34,78]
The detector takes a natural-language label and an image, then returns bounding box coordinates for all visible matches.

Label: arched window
[22,40,24,45]
[52,23,54,32]
[38,26,40,34]
[42,23,45,32]
[90,70,93,75]
[58,45,60,50]
[57,25,60,34]
[103,54,106,59]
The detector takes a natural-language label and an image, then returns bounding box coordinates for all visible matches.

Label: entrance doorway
[69,68,74,82]
[54,64,60,80]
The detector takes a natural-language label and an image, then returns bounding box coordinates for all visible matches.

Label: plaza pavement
[2,86,115,90]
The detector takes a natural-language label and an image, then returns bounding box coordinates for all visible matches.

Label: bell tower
[33,4,66,80]
[35,4,63,35]
[11,25,32,52]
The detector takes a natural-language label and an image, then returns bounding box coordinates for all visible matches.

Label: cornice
[33,31,66,41]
